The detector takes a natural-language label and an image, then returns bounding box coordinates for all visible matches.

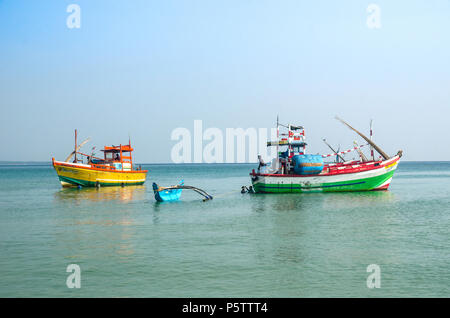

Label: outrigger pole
[181,186,213,201]
[157,185,213,201]
[335,116,390,160]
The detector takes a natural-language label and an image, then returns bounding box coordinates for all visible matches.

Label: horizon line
[0,160,449,165]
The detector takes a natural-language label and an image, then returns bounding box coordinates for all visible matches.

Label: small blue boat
[152,180,213,202]
[153,180,184,202]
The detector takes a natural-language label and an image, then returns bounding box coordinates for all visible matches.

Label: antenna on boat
[370,119,374,161]
[335,116,390,160]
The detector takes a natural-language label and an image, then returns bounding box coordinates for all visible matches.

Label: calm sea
[0,162,449,297]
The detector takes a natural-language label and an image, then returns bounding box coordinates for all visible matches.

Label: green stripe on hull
[253,170,395,193]
[59,176,145,187]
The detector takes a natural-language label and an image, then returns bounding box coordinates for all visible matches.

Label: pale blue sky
[1,0,449,162]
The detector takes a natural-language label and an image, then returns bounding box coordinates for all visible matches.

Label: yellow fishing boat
[52,130,148,187]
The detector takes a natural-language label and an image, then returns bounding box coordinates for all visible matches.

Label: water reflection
[54,185,147,203]
[58,220,137,262]
[248,191,397,267]
[250,191,395,214]
[53,186,148,262]
[319,190,395,211]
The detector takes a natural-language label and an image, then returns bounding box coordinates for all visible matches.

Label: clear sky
[1,0,449,163]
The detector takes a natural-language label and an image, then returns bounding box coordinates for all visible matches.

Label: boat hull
[52,160,147,187]
[152,181,183,202]
[154,188,182,202]
[251,156,400,193]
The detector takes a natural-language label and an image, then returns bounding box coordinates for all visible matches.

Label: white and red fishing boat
[250,117,402,193]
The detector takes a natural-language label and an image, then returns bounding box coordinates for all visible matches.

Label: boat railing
[326,161,383,175]
[89,163,143,172]
[91,164,116,171]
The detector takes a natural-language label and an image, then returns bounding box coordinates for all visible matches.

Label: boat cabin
[265,124,310,174]
[98,144,134,171]
[74,143,141,171]
[61,130,144,173]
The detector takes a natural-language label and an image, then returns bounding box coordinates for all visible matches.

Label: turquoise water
[0,162,449,297]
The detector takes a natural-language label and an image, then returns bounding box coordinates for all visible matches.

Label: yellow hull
[53,160,147,187]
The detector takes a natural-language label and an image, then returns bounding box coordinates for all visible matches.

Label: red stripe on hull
[373,183,390,191]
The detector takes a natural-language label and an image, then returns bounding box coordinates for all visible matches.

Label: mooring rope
[211,190,241,199]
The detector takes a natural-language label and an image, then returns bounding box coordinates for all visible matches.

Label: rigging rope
[321,144,368,158]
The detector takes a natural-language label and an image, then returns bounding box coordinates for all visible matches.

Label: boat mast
[303,127,306,154]
[74,129,77,163]
[276,115,279,162]
[370,119,374,161]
